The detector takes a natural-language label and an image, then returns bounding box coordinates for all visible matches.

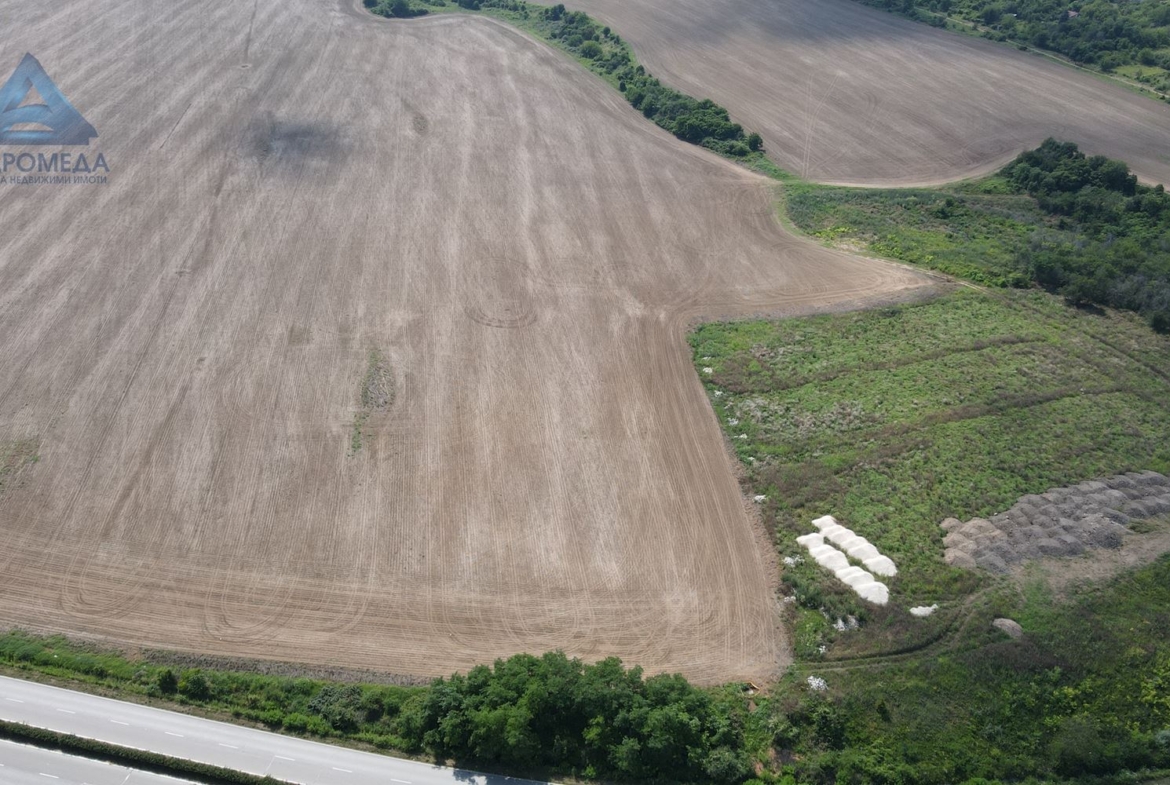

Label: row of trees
[523,1,762,155]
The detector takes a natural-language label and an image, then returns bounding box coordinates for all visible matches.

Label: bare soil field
[0,0,930,682]
[567,0,1170,186]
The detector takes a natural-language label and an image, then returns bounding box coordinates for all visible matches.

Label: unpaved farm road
[568,0,1170,186]
[0,0,929,683]
[0,675,536,785]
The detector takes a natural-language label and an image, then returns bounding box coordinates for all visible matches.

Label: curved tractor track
[0,1,932,683]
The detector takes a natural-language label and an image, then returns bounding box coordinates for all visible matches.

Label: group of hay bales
[942,471,1170,573]
[796,515,897,605]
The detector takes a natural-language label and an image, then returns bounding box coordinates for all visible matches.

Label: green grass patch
[784,555,1170,784]
[0,438,38,496]
[692,288,1170,616]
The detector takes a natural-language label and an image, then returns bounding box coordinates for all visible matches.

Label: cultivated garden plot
[0,0,930,683]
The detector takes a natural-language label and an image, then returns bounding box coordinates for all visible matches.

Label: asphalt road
[0,738,195,784]
[0,675,541,785]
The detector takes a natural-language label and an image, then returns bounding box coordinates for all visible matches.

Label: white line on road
[392,779,412,783]
[333,767,353,773]
[219,743,239,749]
[110,719,129,725]
[39,774,59,779]
[56,709,76,714]
[165,732,184,737]
[5,697,24,703]
[274,755,295,761]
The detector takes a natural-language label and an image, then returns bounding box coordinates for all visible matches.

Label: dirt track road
[0,0,930,682]
[568,0,1170,186]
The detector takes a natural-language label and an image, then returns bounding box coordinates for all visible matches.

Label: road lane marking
[219,743,239,749]
[332,767,353,773]
[165,731,184,737]
[39,774,59,779]
[274,755,295,761]
[392,779,411,783]
[5,698,24,703]
[110,719,129,725]
[56,709,76,714]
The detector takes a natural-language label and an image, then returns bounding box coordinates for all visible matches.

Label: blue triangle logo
[0,53,97,146]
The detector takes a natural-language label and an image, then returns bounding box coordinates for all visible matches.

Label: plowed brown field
[569,0,1170,186]
[0,0,930,682]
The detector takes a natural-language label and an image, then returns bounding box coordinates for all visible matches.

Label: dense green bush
[1004,139,1170,331]
[397,652,752,782]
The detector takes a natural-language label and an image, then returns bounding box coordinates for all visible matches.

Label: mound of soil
[941,471,1170,573]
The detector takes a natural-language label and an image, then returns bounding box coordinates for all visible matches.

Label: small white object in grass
[807,676,828,692]
[702,367,713,375]
[834,618,847,632]
[753,494,767,503]
[746,457,755,463]
[714,390,723,398]
[783,595,797,604]
[783,556,796,566]
[910,604,939,617]
[727,418,739,426]
[737,433,747,439]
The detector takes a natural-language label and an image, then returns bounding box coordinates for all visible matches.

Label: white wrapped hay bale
[846,542,880,561]
[838,535,867,551]
[812,515,838,530]
[796,532,824,548]
[822,525,855,545]
[863,554,897,577]
[834,566,876,588]
[809,545,850,572]
[855,581,890,605]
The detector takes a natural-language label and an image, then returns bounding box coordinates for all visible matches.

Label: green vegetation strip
[0,718,291,785]
[366,0,782,175]
[789,140,1170,331]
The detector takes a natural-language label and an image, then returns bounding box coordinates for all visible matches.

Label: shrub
[156,668,178,695]
[178,670,211,702]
